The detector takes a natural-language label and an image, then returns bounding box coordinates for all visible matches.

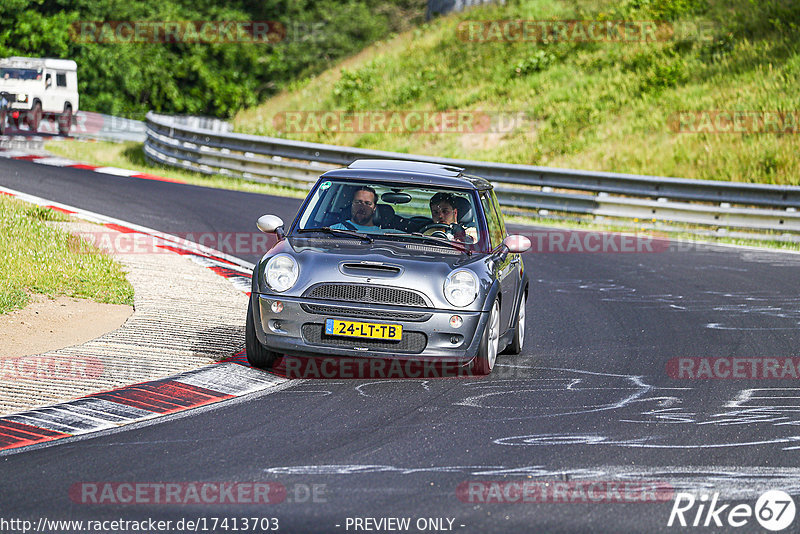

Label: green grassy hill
[234,0,800,185]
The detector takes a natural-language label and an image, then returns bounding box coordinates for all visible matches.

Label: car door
[490,190,522,322]
[480,190,517,332]
[52,71,69,112]
[42,71,58,113]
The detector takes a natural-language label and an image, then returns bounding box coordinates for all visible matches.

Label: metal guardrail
[4,110,227,143]
[144,112,800,236]
[19,111,148,142]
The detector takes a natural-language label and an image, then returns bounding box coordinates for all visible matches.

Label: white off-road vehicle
[0,56,79,135]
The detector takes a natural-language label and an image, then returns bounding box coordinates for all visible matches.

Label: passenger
[331,186,380,232]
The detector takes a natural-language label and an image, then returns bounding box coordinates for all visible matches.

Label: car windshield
[295,179,484,247]
[0,68,42,81]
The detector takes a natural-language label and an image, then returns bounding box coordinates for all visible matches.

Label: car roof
[320,159,492,190]
[0,57,77,71]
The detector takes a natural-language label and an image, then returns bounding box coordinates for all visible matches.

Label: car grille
[301,323,427,354]
[301,303,431,322]
[304,283,428,307]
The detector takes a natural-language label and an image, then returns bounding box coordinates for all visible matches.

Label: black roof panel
[321,159,492,190]
[348,159,464,176]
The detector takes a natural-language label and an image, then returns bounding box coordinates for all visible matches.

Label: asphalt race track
[2,160,800,533]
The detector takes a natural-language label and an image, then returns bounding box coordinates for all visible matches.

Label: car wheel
[503,292,526,355]
[245,300,281,369]
[0,109,6,135]
[28,102,41,132]
[472,299,500,375]
[58,105,72,135]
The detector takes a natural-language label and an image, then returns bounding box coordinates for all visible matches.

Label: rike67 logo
[668,490,796,531]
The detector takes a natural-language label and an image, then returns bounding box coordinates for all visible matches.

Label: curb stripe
[47,205,78,215]
[0,148,185,184]
[34,398,154,423]
[92,166,141,177]
[0,186,288,454]
[133,173,185,184]
[160,245,243,269]
[0,421,71,448]
[90,381,233,414]
[103,222,138,234]
[5,414,95,435]
[0,363,286,452]
[0,185,255,272]
[69,164,100,170]
[33,157,79,167]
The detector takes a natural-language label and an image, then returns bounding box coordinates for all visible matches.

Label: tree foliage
[0,0,426,117]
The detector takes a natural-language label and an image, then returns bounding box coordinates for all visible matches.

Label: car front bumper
[251,292,488,366]
[8,102,33,111]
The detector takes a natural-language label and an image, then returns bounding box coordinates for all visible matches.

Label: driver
[332,186,380,232]
[427,192,476,243]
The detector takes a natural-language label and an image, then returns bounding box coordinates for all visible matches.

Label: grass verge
[0,195,134,315]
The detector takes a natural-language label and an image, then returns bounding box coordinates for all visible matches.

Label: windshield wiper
[380,232,471,255]
[297,227,373,243]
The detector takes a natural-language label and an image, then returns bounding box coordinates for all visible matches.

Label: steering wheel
[419,223,452,240]
[402,216,433,233]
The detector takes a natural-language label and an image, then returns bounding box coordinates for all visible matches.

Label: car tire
[472,299,500,375]
[246,300,281,369]
[28,102,41,132]
[502,292,526,355]
[0,109,6,135]
[58,105,72,135]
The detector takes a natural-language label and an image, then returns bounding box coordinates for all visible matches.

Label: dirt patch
[0,295,133,359]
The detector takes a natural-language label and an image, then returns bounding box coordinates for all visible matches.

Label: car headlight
[444,269,478,307]
[265,254,298,292]
[17,94,27,103]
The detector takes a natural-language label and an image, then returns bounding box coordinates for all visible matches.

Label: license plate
[325,319,402,340]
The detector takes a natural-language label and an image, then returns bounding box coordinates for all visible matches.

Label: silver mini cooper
[246,159,531,375]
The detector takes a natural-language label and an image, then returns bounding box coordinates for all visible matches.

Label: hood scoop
[340,261,403,278]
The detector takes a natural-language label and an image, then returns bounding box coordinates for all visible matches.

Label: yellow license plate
[325,319,402,340]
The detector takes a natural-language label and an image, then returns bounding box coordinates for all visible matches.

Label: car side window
[56,73,67,87]
[489,190,507,240]
[481,192,504,250]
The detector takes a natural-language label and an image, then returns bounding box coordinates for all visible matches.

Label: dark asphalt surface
[2,159,800,533]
